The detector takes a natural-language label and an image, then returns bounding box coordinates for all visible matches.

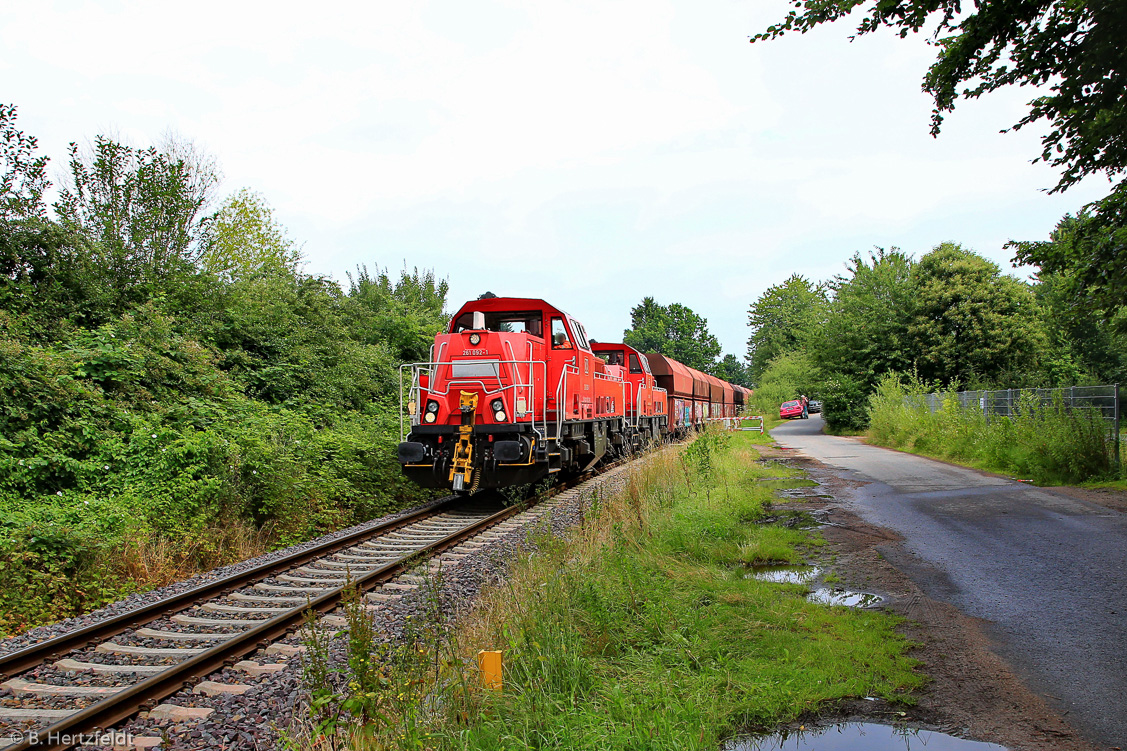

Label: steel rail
[10,499,528,751]
[0,496,459,681]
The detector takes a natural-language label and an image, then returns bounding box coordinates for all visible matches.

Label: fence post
[1115,383,1121,474]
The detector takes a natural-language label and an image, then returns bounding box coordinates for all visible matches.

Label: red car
[779,398,808,420]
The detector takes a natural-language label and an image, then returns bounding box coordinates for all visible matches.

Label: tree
[1029,267,1127,385]
[200,189,301,280]
[713,353,752,387]
[1,104,49,222]
[751,350,819,412]
[746,275,827,382]
[54,134,220,281]
[346,266,449,363]
[622,297,721,372]
[753,0,1127,195]
[907,243,1045,385]
[809,248,915,391]
[1010,188,1127,318]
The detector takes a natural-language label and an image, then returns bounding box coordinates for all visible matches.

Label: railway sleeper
[96,642,206,657]
[265,644,305,657]
[303,560,383,571]
[234,660,287,676]
[146,704,213,722]
[365,592,402,603]
[171,613,262,627]
[53,659,164,675]
[254,583,328,594]
[134,628,238,642]
[0,707,76,719]
[193,681,252,697]
[379,532,448,542]
[278,574,348,585]
[2,678,126,697]
[228,592,309,604]
[329,548,396,559]
[292,566,356,577]
[201,603,291,615]
[383,582,418,591]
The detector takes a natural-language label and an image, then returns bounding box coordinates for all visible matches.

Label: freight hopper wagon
[645,354,742,434]
[397,298,641,493]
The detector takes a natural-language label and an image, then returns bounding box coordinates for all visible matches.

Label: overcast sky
[2,0,1111,357]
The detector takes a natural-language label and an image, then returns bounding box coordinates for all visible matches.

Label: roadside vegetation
[289,429,922,750]
[869,374,1118,485]
[0,107,443,635]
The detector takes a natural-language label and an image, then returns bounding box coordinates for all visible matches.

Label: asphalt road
[772,415,1127,748]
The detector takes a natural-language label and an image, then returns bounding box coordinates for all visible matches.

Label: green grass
[420,430,921,751]
[737,526,814,565]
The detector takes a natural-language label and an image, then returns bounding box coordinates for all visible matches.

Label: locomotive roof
[451,297,575,320]
[588,340,644,354]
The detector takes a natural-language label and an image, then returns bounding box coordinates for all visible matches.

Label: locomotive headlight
[469,333,481,345]
[494,411,507,422]
[424,412,436,423]
[491,399,504,412]
[426,400,440,414]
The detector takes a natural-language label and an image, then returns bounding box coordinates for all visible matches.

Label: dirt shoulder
[759,445,1108,751]
[1049,484,1127,513]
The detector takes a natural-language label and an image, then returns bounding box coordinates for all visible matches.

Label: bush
[821,376,869,433]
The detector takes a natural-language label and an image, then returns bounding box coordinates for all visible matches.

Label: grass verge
[290,428,921,750]
[867,374,1121,485]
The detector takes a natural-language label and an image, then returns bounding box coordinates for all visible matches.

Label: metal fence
[909,383,1121,467]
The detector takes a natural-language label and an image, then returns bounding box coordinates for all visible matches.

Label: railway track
[0,492,566,750]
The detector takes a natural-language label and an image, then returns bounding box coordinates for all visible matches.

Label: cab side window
[629,354,643,374]
[571,320,591,350]
[551,317,573,349]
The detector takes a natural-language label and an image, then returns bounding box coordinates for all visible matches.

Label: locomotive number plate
[462,349,489,355]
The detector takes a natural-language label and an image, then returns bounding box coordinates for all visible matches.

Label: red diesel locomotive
[396,296,748,493]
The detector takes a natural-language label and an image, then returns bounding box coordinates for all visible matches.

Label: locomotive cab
[591,342,668,449]
[398,298,629,493]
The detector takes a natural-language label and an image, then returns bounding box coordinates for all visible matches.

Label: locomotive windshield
[594,349,624,366]
[452,310,543,337]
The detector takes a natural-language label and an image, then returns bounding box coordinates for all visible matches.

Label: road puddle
[807,588,884,608]
[726,722,1007,750]
[748,566,822,584]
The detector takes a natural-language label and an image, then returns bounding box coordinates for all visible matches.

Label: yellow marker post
[477,650,503,691]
